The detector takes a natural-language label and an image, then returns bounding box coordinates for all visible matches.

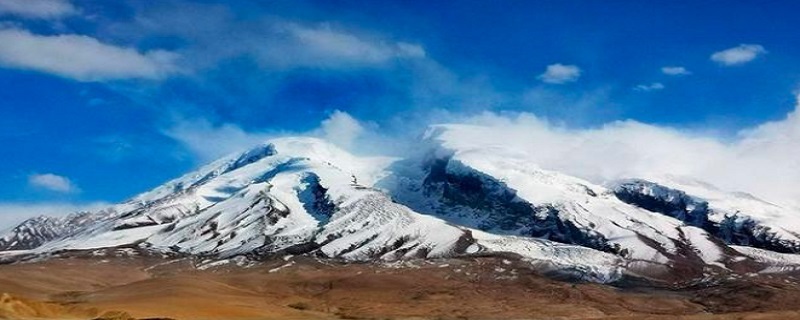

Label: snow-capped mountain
[3,127,800,283]
[381,125,734,278]
[0,211,107,251]
[379,124,800,278]
[0,137,622,282]
[612,178,800,254]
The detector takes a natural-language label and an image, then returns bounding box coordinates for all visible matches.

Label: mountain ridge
[3,130,800,284]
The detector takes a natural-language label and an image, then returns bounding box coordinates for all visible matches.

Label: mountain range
[3,124,800,284]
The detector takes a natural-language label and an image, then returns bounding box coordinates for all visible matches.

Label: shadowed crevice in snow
[296,173,336,225]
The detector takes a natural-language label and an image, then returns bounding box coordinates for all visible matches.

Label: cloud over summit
[431,94,800,207]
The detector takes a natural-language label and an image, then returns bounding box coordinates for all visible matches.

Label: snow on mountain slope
[614,177,800,254]
[25,138,397,254]
[0,137,624,282]
[6,128,800,283]
[657,176,800,241]
[381,124,739,277]
[0,212,105,250]
[730,246,800,273]
[469,230,623,282]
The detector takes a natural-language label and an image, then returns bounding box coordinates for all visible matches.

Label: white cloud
[0,202,109,229]
[538,63,581,84]
[166,109,393,163]
[28,173,77,193]
[163,91,800,210]
[0,28,179,81]
[634,82,665,92]
[521,86,614,123]
[711,44,767,66]
[436,94,800,207]
[0,0,76,19]
[396,42,426,58]
[116,3,428,73]
[257,23,426,69]
[661,66,690,76]
[163,118,273,163]
[318,110,365,149]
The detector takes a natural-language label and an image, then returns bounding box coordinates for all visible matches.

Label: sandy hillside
[1,254,800,320]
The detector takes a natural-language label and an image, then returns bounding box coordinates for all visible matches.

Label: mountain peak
[4,133,800,283]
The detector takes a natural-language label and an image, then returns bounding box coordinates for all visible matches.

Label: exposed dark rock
[612,179,709,228]
[612,179,800,253]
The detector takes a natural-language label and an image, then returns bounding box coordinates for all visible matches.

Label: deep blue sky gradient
[1,0,799,204]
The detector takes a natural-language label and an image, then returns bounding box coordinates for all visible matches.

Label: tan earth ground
[1,254,800,320]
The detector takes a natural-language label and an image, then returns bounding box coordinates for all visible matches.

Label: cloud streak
[123,3,426,72]
[263,22,426,69]
[661,66,690,76]
[634,82,665,92]
[0,28,179,81]
[0,0,76,19]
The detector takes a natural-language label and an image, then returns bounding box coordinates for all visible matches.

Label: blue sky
[1,0,799,225]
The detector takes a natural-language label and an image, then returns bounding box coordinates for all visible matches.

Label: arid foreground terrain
[2,251,800,320]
